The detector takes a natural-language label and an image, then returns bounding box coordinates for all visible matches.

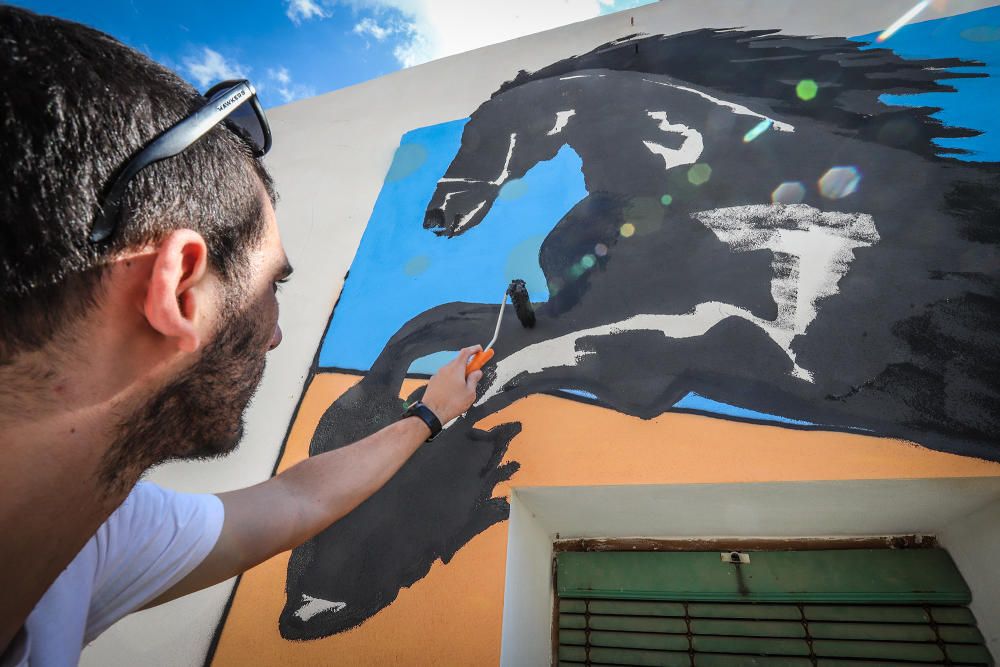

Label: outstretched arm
[146,346,483,608]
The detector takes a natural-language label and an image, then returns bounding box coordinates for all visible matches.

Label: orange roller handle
[466,348,495,375]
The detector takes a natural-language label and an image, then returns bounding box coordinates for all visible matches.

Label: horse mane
[496,28,989,161]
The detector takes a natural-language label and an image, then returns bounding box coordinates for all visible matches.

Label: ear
[143,229,212,353]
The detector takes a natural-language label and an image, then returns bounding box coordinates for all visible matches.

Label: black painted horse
[279,29,1000,640]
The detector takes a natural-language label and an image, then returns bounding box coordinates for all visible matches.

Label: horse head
[422,74,602,236]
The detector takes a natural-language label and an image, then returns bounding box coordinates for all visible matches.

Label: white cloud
[375,1,615,67]
[267,66,317,104]
[182,47,249,88]
[286,0,330,24]
[287,1,641,67]
[269,65,292,85]
[353,17,396,40]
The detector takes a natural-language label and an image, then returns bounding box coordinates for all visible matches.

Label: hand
[421,345,484,424]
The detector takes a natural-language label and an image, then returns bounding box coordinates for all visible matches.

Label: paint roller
[466,279,535,375]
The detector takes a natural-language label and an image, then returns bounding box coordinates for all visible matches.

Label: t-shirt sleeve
[84,482,225,642]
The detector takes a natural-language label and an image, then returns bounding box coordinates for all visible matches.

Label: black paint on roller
[506,278,535,328]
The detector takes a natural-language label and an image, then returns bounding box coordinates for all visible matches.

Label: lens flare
[961,26,1000,42]
[581,254,596,269]
[796,79,818,101]
[594,243,608,257]
[498,178,528,200]
[660,194,673,206]
[819,166,861,199]
[743,119,773,143]
[620,223,636,238]
[403,255,430,276]
[771,181,806,205]
[876,0,932,42]
[687,163,712,185]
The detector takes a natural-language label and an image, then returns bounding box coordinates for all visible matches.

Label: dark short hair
[0,7,276,362]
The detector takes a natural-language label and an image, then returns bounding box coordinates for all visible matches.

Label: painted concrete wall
[504,478,1000,665]
[83,1,1000,665]
[939,494,1000,657]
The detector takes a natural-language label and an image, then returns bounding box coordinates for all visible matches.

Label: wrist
[402,401,442,441]
[420,398,449,425]
[403,415,432,441]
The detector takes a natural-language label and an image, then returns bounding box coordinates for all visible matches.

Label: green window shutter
[555,549,993,666]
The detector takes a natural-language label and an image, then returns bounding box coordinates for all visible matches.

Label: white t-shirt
[1,482,225,667]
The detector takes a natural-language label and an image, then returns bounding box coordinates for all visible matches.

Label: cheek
[240,287,282,352]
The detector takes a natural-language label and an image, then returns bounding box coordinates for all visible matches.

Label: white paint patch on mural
[294,594,346,622]
[439,132,518,190]
[455,200,488,231]
[476,204,878,402]
[642,77,796,133]
[643,111,704,170]
[547,110,577,135]
[477,305,810,405]
[441,190,466,206]
[694,203,879,342]
[491,132,518,186]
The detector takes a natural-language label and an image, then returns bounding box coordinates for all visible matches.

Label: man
[0,7,484,665]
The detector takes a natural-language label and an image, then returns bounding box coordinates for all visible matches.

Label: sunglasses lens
[225,102,267,155]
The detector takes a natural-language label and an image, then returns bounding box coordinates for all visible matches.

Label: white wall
[82,1,1000,664]
[939,496,1000,658]
[499,492,557,667]
[501,477,1000,666]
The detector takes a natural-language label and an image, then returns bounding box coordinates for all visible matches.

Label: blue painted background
[318,118,587,372]
[852,4,1000,161]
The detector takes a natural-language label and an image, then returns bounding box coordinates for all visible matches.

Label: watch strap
[403,401,442,441]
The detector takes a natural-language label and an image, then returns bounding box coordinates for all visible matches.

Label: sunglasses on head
[89,79,272,244]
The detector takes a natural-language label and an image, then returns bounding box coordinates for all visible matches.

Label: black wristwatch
[402,401,442,441]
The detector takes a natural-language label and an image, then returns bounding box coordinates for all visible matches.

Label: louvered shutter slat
[555,549,993,666]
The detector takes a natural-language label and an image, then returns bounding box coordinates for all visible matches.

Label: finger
[456,344,482,361]
[466,370,483,388]
[452,345,483,371]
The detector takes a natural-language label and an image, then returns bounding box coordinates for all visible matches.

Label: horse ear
[504,69,531,89]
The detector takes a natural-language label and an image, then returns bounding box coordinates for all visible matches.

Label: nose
[269,322,283,350]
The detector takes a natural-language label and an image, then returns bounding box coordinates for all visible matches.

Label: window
[555,548,994,666]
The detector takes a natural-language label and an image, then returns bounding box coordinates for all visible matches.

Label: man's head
[99,199,291,493]
[0,7,291,491]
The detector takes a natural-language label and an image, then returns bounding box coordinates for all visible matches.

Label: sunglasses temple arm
[90,104,229,242]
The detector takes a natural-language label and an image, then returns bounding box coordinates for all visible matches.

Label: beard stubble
[98,288,275,496]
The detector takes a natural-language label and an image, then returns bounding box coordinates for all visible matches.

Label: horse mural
[279,28,1000,640]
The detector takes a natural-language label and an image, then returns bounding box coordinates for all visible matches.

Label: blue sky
[11,0,656,108]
